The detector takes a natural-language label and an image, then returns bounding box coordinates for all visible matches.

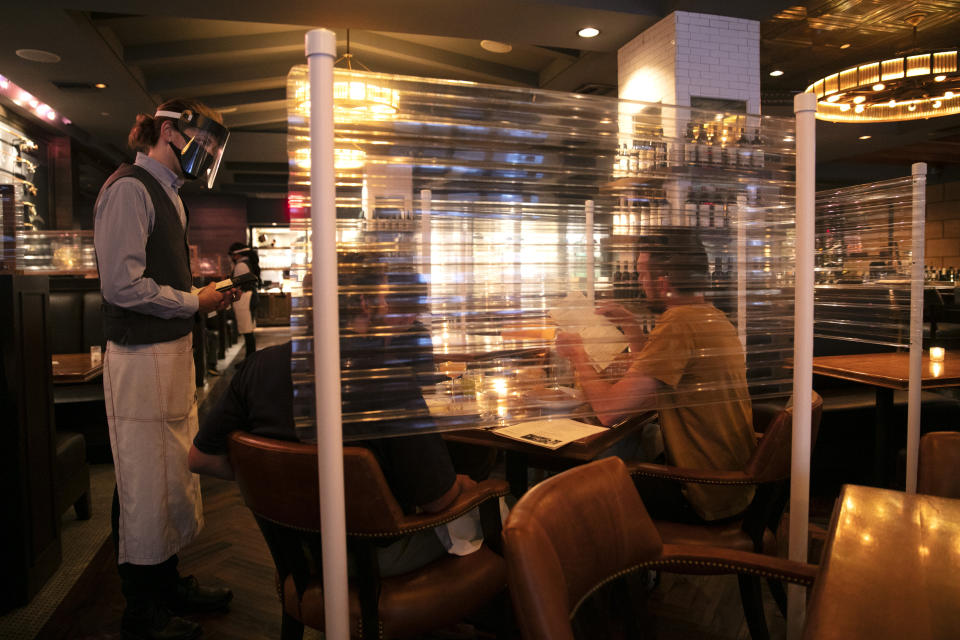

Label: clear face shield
[155,109,230,189]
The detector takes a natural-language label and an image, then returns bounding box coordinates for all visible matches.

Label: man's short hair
[636,229,709,295]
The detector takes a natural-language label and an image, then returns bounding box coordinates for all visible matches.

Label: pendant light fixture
[805,13,959,123]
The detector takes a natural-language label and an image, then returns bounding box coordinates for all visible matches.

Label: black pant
[243,332,256,357]
[112,486,179,611]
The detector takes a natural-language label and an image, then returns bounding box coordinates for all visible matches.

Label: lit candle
[930,346,945,362]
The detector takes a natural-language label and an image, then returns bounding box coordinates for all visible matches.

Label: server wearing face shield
[94,98,235,640]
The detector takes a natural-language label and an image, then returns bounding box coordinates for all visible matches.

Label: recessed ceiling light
[945,91,955,98]
[840,43,851,49]
[888,100,896,107]
[578,27,600,38]
[933,100,942,108]
[826,94,841,102]
[853,95,866,104]
[908,104,917,111]
[859,135,871,140]
[769,70,784,77]
[839,103,851,111]
[15,48,61,63]
[872,83,885,91]
[854,104,865,113]
[480,40,512,54]
[934,75,946,81]
[94,82,108,89]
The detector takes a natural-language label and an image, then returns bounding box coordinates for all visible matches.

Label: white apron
[104,332,204,565]
[233,290,255,334]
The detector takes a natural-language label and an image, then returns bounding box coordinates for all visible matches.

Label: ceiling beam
[124,29,306,65]
[349,31,540,86]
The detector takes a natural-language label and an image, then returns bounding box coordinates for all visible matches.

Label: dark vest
[96,164,195,345]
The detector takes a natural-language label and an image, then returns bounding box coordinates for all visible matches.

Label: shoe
[122,603,201,640]
[165,575,233,615]
[206,368,220,376]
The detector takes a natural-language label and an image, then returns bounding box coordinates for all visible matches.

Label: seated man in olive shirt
[557,231,755,523]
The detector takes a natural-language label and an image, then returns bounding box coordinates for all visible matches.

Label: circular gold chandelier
[806,49,958,123]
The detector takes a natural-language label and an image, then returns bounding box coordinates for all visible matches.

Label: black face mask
[156,109,230,188]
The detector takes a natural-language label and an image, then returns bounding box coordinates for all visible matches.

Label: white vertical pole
[420,189,433,326]
[736,193,748,349]
[306,28,349,640]
[789,91,817,640]
[906,162,927,493]
[585,199,595,301]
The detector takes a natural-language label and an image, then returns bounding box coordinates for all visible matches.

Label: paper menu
[492,418,608,450]
[549,291,628,371]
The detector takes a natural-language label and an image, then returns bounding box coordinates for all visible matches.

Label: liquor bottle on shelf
[723,128,736,167]
[751,129,765,168]
[655,127,667,168]
[737,127,751,168]
[613,261,623,296]
[628,141,638,175]
[639,199,650,233]
[685,122,698,165]
[632,260,642,298]
[697,186,712,228]
[684,187,698,227]
[711,126,723,167]
[696,124,708,166]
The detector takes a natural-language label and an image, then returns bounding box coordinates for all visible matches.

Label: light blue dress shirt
[94,152,199,319]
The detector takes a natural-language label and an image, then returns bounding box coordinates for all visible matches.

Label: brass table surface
[51,353,103,384]
[803,484,960,640]
[810,352,960,390]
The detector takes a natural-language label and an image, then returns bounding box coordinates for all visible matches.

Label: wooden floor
[36,470,786,640]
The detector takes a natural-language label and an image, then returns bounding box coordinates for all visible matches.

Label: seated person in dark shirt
[188,262,478,574]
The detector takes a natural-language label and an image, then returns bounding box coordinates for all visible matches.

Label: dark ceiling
[2,0,960,198]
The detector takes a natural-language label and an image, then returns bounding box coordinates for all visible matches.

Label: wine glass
[437,361,467,403]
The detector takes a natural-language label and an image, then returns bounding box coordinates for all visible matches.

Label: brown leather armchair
[502,456,817,640]
[228,431,510,639]
[918,431,960,498]
[626,392,823,640]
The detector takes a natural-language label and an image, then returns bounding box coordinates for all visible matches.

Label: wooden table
[51,353,103,384]
[803,484,960,640]
[444,411,656,495]
[810,352,960,485]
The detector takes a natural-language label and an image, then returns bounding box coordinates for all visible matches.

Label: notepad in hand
[214,272,258,291]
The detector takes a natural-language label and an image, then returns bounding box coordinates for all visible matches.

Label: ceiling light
[578,27,600,38]
[839,103,851,111]
[15,48,61,63]
[806,48,960,122]
[94,82,107,89]
[840,43,851,49]
[826,94,842,102]
[769,70,784,77]
[480,40,512,54]
[859,135,871,140]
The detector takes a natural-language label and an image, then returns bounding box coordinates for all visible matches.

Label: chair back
[745,391,823,484]
[502,456,664,640]
[918,431,960,499]
[227,431,407,533]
